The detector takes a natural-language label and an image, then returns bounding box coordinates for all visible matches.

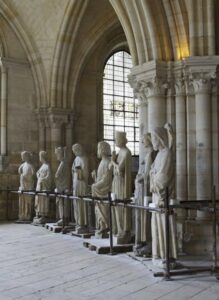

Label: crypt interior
[1,0,219,299]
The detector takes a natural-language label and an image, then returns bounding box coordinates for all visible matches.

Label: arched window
[103,51,139,155]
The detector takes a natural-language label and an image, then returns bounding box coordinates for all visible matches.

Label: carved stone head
[142,133,152,148]
[97,141,111,158]
[21,151,32,163]
[115,131,127,148]
[72,143,83,156]
[55,147,65,161]
[39,151,48,163]
[151,127,168,151]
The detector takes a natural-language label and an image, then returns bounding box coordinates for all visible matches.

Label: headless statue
[34,151,52,224]
[18,151,35,221]
[72,143,89,233]
[91,141,112,238]
[134,133,156,256]
[54,147,70,226]
[150,123,177,267]
[111,131,132,244]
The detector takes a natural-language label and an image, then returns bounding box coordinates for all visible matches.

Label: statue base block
[45,223,63,233]
[71,230,94,239]
[83,237,133,254]
[184,220,219,255]
[61,224,76,234]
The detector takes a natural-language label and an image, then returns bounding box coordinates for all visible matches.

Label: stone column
[65,115,75,154]
[132,80,148,247]
[1,65,7,155]
[175,79,187,253]
[184,80,197,220]
[49,115,65,173]
[145,77,167,131]
[132,80,148,159]
[175,79,187,205]
[37,115,46,151]
[192,76,212,220]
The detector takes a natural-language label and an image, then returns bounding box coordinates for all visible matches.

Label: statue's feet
[95,228,109,239]
[56,219,63,226]
[76,225,88,234]
[33,217,40,224]
[133,242,152,257]
[38,216,47,224]
[152,257,177,269]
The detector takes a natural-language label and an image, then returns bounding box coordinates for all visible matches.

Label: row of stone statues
[18,125,177,265]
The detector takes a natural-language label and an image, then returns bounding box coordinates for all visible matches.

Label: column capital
[49,114,66,129]
[189,73,215,95]
[143,77,168,98]
[174,78,186,96]
[129,76,168,99]
[128,75,148,106]
[66,113,77,129]
[35,108,76,129]
[35,108,49,128]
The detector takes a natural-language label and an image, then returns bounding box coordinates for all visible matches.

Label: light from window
[103,51,139,155]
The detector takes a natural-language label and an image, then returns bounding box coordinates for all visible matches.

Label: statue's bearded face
[151,133,160,151]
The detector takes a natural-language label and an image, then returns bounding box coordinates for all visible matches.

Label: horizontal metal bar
[3,190,219,212]
[180,200,219,204]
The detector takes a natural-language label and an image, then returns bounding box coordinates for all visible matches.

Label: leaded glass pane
[103,51,139,155]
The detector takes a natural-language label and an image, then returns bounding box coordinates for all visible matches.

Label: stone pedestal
[184,220,218,255]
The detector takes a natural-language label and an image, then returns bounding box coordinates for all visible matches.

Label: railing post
[108,192,113,255]
[164,187,170,280]
[212,185,217,273]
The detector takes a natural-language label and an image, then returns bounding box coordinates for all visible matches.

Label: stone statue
[110,131,132,244]
[150,123,177,266]
[72,143,89,233]
[54,147,70,226]
[33,151,52,224]
[18,151,35,221]
[91,141,112,237]
[134,133,156,256]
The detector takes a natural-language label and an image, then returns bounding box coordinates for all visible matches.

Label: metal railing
[0,186,218,280]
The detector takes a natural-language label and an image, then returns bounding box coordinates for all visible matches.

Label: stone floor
[0,222,219,300]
